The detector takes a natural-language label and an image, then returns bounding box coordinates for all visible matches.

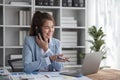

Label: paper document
[10,72,92,80]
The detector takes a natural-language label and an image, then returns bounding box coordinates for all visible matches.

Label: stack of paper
[62,17,77,27]
[62,31,77,46]
[10,72,92,80]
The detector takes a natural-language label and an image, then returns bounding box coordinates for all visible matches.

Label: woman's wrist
[43,47,48,52]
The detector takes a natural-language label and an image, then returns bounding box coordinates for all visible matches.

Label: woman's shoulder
[52,38,60,41]
[24,36,36,43]
[51,38,60,44]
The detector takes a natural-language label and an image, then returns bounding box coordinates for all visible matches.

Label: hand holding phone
[57,56,70,62]
[36,27,45,41]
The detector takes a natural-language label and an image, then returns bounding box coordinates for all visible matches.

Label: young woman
[22,11,69,73]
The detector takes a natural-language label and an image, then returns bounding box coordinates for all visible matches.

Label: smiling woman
[22,11,69,73]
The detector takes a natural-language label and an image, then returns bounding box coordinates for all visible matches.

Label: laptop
[60,52,103,77]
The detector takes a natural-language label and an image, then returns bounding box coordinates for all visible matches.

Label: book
[26,11,31,25]
[62,42,77,46]
[18,10,31,25]
[36,0,43,6]
[72,0,79,7]
[19,30,28,45]
[43,0,49,6]
[62,17,75,20]
[19,30,23,45]
[62,23,77,27]
[67,0,72,7]
[49,0,54,6]
[78,0,84,7]
[62,31,77,46]
[62,0,68,7]
[10,54,22,59]
[18,10,23,25]
[9,1,30,5]
[62,20,77,24]
[62,17,77,27]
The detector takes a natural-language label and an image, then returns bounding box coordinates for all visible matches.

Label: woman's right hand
[49,54,69,62]
[36,34,49,52]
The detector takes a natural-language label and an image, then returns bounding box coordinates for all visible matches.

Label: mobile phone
[57,56,65,60]
[36,27,45,41]
[57,56,70,62]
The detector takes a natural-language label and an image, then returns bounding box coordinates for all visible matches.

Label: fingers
[50,54,69,62]
[56,57,70,62]
[38,33,43,41]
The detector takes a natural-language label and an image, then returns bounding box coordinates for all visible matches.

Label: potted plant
[80,25,106,60]
[87,25,106,59]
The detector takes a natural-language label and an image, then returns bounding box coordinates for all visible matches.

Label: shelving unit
[0,0,87,69]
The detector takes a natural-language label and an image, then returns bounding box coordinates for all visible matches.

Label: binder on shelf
[72,0,79,7]
[18,10,23,25]
[67,0,72,7]
[62,0,68,7]
[9,1,30,5]
[23,11,26,25]
[18,10,31,25]
[19,30,28,45]
[43,0,49,6]
[10,54,22,59]
[49,0,54,6]
[35,0,43,6]
[26,11,31,25]
[78,0,84,7]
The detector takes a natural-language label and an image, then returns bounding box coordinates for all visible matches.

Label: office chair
[8,58,23,72]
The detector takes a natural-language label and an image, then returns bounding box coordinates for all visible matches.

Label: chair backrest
[8,58,23,72]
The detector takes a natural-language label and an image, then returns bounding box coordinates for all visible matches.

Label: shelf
[61,27,85,29]
[4,25,61,29]
[5,25,30,28]
[62,7,86,10]
[0,0,87,68]
[35,6,60,9]
[62,46,85,49]
[5,4,32,7]
[5,46,23,48]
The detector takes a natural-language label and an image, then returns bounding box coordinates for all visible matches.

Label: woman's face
[42,20,55,39]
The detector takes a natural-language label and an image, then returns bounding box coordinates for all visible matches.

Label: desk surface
[87,69,120,80]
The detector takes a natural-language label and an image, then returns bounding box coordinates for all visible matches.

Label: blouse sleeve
[22,37,48,73]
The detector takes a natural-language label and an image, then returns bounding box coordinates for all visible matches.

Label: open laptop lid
[81,52,103,75]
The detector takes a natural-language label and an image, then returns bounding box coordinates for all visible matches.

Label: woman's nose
[49,27,53,32]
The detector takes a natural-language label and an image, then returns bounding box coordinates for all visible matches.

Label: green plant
[88,26,105,52]
[79,26,106,60]
[87,25,106,59]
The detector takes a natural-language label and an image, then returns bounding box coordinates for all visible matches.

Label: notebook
[60,52,103,77]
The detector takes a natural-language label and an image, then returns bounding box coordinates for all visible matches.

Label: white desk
[10,72,92,80]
